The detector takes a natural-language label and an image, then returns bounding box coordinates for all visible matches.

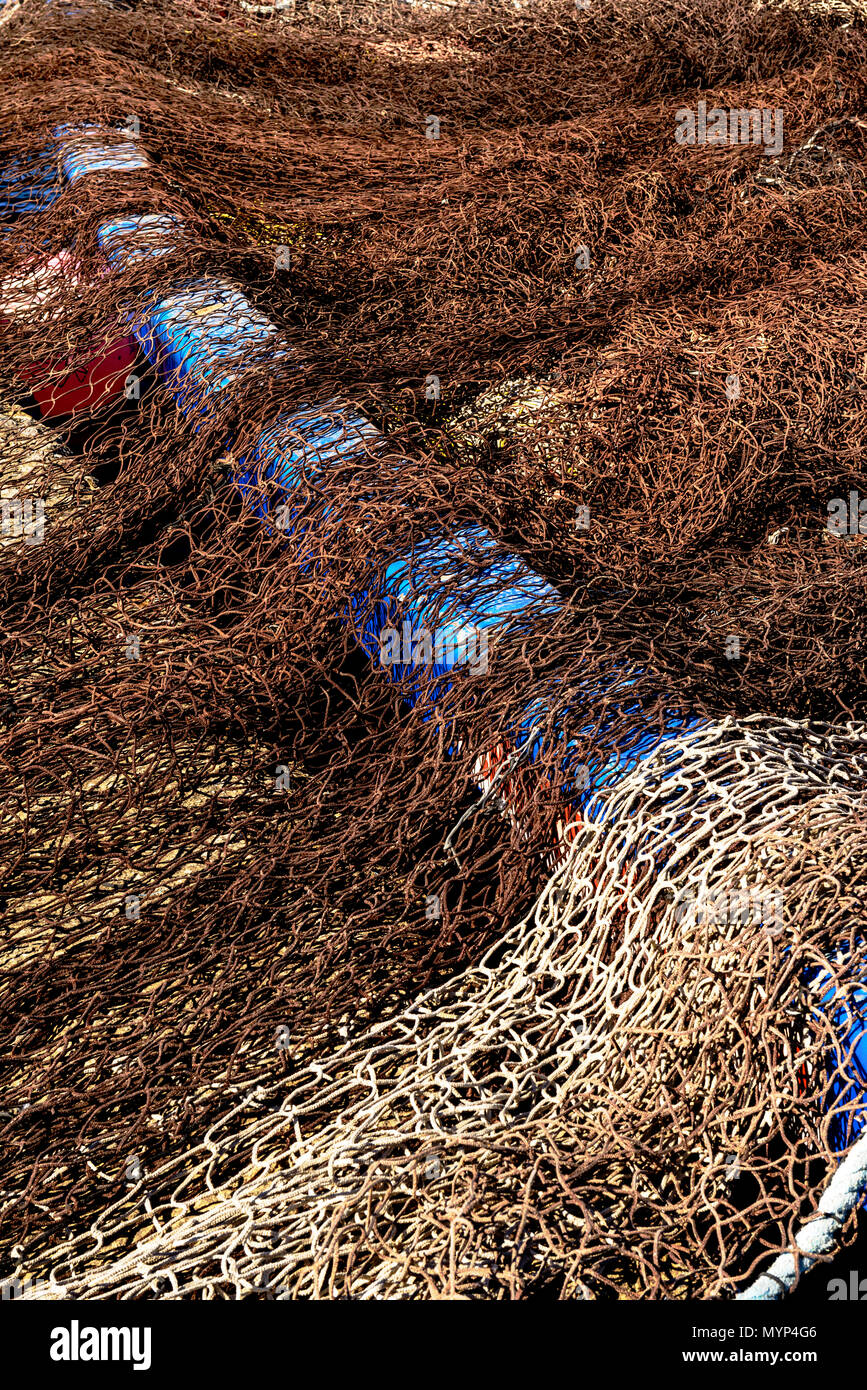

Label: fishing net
[1,0,866,1299]
[24,717,867,1300]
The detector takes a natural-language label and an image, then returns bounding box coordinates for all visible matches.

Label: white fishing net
[23,714,867,1300]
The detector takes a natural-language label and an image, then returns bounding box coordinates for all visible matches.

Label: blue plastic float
[0,127,147,221]
[94,209,699,776]
[806,955,867,1153]
[0,149,61,219]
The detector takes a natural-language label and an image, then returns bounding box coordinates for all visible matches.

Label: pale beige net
[20,714,867,1300]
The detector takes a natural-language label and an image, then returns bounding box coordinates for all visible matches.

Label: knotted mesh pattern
[19,717,867,1300]
[1,0,867,1299]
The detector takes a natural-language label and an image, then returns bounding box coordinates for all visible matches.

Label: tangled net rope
[1,0,867,1300]
[20,717,867,1300]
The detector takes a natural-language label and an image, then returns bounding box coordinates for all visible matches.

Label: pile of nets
[27,718,867,1300]
[1,0,866,1298]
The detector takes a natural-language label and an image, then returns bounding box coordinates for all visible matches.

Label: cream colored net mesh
[23,716,867,1300]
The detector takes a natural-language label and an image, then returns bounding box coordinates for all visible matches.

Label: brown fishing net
[1,0,866,1299]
